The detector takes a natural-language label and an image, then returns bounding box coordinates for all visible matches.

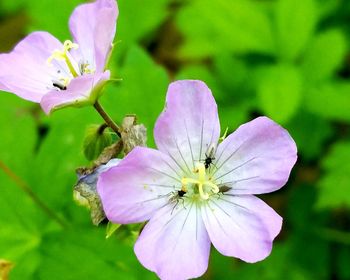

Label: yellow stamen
[181,177,198,185]
[47,40,79,77]
[198,182,209,200]
[181,162,219,200]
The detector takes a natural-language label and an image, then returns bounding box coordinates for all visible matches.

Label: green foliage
[117,0,170,47]
[317,142,350,209]
[257,64,302,123]
[0,0,27,14]
[287,112,333,160]
[102,45,170,146]
[275,0,317,61]
[27,0,83,40]
[336,247,350,280]
[176,0,274,59]
[305,82,350,122]
[36,229,138,280]
[301,29,347,82]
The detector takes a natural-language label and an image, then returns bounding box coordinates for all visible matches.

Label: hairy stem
[0,160,68,228]
[94,101,121,137]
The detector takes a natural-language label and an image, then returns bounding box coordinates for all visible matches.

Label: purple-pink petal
[134,203,210,280]
[214,117,297,195]
[97,147,183,224]
[40,71,110,114]
[202,195,282,263]
[0,32,64,102]
[69,0,118,73]
[154,80,220,173]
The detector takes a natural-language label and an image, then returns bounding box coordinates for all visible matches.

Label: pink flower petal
[97,147,183,224]
[40,71,110,114]
[154,80,220,175]
[69,0,118,73]
[0,32,64,102]
[135,203,210,280]
[213,117,297,194]
[202,195,282,263]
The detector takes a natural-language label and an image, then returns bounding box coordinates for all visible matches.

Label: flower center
[47,40,80,78]
[47,40,97,90]
[181,162,219,200]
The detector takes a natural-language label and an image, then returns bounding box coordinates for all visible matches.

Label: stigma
[181,163,219,200]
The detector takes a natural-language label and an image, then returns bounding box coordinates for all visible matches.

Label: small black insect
[177,189,186,197]
[53,82,67,90]
[170,189,187,214]
[204,143,217,169]
[170,189,187,202]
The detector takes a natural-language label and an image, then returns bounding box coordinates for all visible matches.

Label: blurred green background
[1,0,350,279]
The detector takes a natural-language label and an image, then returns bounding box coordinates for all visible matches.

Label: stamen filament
[47,40,79,78]
[198,183,209,200]
[181,178,198,185]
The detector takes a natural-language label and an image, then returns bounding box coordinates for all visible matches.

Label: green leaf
[317,0,342,20]
[257,64,302,123]
[117,0,170,46]
[0,95,46,279]
[210,241,315,280]
[286,112,333,161]
[305,82,350,121]
[214,54,251,96]
[0,0,26,14]
[0,95,37,175]
[28,107,99,212]
[301,29,347,82]
[101,45,170,147]
[176,0,273,59]
[27,0,83,40]
[37,229,138,280]
[336,247,350,280]
[218,103,252,136]
[275,0,317,61]
[317,142,350,209]
[0,96,43,229]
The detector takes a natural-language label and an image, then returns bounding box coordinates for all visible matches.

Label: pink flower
[97,80,297,280]
[0,0,118,114]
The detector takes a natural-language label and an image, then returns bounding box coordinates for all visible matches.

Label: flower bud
[83,124,113,161]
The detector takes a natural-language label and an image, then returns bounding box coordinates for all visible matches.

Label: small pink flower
[0,0,118,114]
[97,80,297,280]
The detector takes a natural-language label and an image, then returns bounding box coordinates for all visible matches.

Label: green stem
[94,101,121,137]
[0,160,68,228]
